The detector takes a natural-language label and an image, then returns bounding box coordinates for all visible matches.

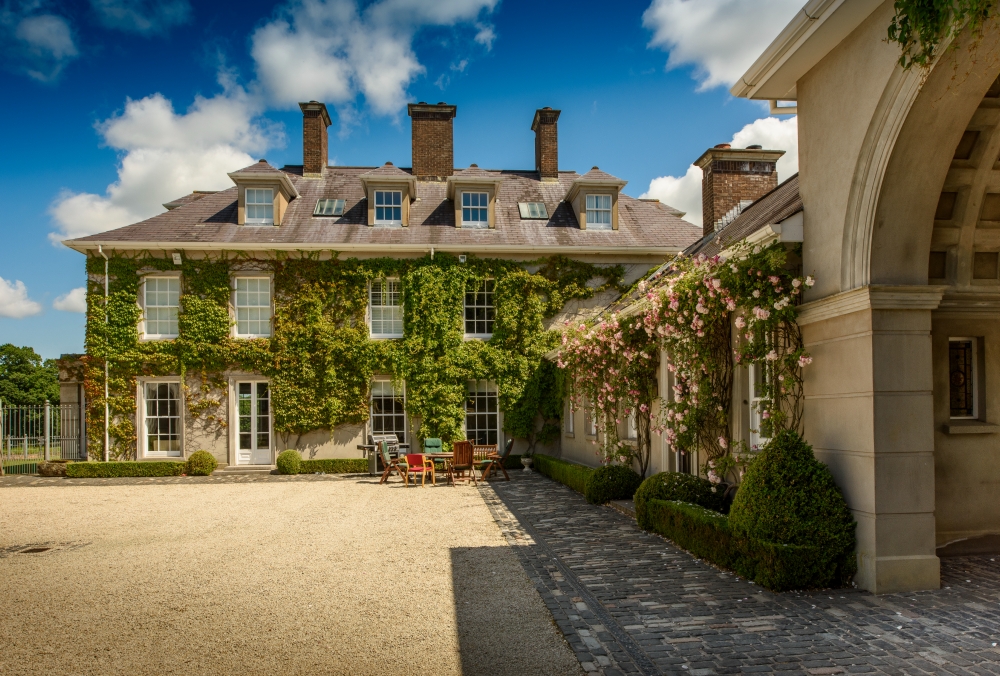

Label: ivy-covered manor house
[60,101,702,467]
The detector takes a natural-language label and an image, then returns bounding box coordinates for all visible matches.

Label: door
[237,382,271,465]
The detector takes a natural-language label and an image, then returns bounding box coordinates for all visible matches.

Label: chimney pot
[470,163,478,167]
[258,159,266,163]
[532,107,561,181]
[407,102,457,180]
[385,161,393,165]
[746,144,762,149]
[714,143,731,149]
[299,101,331,178]
[694,145,785,237]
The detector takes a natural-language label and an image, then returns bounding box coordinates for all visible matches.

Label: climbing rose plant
[558,243,814,480]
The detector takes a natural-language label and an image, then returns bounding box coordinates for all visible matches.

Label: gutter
[98,245,110,463]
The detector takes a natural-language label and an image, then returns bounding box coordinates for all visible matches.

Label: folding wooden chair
[480,438,514,481]
[378,441,404,484]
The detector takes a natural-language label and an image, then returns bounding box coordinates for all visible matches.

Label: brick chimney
[299,101,331,178]
[694,144,785,236]
[532,107,561,181]
[407,102,457,180]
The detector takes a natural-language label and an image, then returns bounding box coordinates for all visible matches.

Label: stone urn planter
[521,456,533,472]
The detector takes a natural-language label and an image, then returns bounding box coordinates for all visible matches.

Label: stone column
[797,285,944,593]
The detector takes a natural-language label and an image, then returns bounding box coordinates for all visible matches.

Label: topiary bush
[276,449,301,475]
[729,429,857,587]
[585,464,643,505]
[186,451,218,476]
[634,471,725,529]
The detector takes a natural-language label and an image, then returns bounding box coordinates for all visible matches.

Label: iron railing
[1,401,85,475]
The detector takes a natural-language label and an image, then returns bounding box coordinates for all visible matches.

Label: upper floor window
[518,202,548,219]
[374,190,402,225]
[465,279,495,337]
[246,188,274,225]
[234,277,271,338]
[314,198,345,216]
[370,279,403,338]
[462,192,489,227]
[144,277,179,339]
[586,194,612,229]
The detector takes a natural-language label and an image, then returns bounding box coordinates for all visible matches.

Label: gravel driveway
[0,474,582,676]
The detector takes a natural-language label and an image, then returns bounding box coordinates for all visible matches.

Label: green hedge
[66,462,185,478]
[644,498,838,591]
[585,464,642,505]
[299,458,368,474]
[634,472,725,529]
[533,454,594,494]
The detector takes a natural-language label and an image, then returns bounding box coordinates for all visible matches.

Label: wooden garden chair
[378,441,404,484]
[447,440,477,486]
[403,453,435,487]
[480,438,514,481]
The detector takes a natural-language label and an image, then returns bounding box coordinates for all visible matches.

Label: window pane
[145,382,181,456]
[464,279,495,335]
[370,379,406,443]
[950,340,975,417]
[466,380,499,446]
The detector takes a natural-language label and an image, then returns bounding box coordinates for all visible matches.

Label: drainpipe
[99,246,109,463]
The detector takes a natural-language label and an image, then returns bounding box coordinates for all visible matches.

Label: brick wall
[532,108,561,180]
[408,103,456,180]
[300,102,330,177]
[695,148,785,237]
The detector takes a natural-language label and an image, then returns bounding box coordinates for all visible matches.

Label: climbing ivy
[889,0,996,68]
[83,252,623,460]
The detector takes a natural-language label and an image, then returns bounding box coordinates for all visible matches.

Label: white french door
[237,382,271,465]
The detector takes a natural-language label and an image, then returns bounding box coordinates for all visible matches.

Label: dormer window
[314,199,345,216]
[518,202,548,219]
[374,190,403,226]
[586,194,612,229]
[246,189,274,225]
[462,192,489,228]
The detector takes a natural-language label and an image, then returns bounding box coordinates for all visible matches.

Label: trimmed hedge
[186,451,218,476]
[585,464,642,505]
[299,458,368,474]
[645,499,831,591]
[533,454,594,494]
[634,472,725,529]
[276,450,301,475]
[66,461,185,478]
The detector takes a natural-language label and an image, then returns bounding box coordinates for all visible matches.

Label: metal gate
[1,401,86,475]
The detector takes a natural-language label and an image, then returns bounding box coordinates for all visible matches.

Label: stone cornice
[796,285,946,326]
[936,288,1000,314]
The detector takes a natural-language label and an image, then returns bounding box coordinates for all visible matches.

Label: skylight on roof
[314,199,345,216]
[518,202,548,219]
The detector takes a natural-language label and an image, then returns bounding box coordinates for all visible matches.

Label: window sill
[234,334,271,339]
[370,334,404,340]
[141,335,178,341]
[244,222,275,227]
[464,334,493,341]
[564,432,574,439]
[945,420,1000,434]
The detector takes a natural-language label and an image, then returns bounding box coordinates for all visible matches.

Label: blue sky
[0,0,801,359]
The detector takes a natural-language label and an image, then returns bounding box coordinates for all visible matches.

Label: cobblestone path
[480,472,1000,676]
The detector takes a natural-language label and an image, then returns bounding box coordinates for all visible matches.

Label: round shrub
[186,450,217,476]
[634,471,725,529]
[585,464,643,505]
[276,449,301,475]
[729,429,857,586]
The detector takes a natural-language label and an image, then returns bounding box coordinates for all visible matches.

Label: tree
[0,344,60,406]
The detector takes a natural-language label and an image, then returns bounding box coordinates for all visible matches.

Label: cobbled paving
[480,472,1000,676]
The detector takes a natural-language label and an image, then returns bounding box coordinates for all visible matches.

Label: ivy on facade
[82,252,624,460]
[889,0,997,68]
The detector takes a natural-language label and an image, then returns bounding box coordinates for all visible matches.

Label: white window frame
[246,188,275,225]
[518,202,548,219]
[584,401,598,437]
[369,279,403,339]
[565,401,575,437]
[370,378,407,445]
[233,276,272,338]
[748,362,769,450]
[374,190,403,226]
[232,378,272,466]
[464,278,495,339]
[949,337,979,420]
[142,276,180,340]
[138,378,183,458]
[625,411,638,441]
[465,380,501,446]
[314,198,345,217]
[586,194,612,230]
[461,191,489,228]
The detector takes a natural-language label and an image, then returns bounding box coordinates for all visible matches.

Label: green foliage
[729,429,857,586]
[644,499,830,591]
[533,453,594,494]
[889,0,996,68]
[276,449,301,475]
[299,458,368,473]
[0,344,60,405]
[584,463,643,505]
[83,252,620,460]
[634,471,725,529]
[66,461,185,478]
[186,450,218,476]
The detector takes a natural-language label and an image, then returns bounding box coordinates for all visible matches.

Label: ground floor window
[949,338,978,418]
[143,382,181,457]
[237,382,271,465]
[466,380,498,445]
[370,379,406,444]
[584,402,597,437]
[748,363,769,450]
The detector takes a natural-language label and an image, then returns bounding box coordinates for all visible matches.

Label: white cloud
[0,278,42,318]
[49,75,283,243]
[89,0,192,36]
[1,4,78,82]
[641,116,798,227]
[251,0,497,119]
[642,0,801,90]
[53,287,87,313]
[474,22,495,50]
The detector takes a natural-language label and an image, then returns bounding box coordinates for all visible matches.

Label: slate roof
[66,164,701,253]
[232,159,284,174]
